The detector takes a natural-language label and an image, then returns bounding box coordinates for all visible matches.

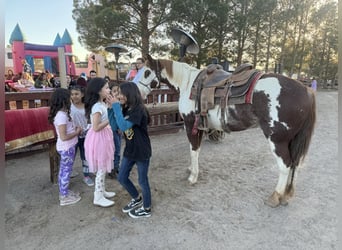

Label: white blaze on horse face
[254,77,289,130]
[137,67,158,100]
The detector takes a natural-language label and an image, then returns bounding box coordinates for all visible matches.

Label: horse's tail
[289,89,316,167]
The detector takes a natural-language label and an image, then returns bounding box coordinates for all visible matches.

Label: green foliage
[72,0,338,81]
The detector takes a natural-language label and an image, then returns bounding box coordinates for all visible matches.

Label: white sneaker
[104,191,116,199]
[60,194,81,206]
[59,190,80,200]
[93,192,114,207]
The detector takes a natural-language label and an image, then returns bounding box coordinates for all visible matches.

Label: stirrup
[198,115,209,131]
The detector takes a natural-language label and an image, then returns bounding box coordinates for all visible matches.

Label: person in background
[104,76,111,84]
[107,82,122,178]
[107,82,152,218]
[84,77,116,207]
[20,72,34,86]
[45,70,56,88]
[132,58,145,85]
[48,88,82,206]
[89,70,97,79]
[66,74,74,89]
[70,85,94,187]
[12,72,22,82]
[6,69,14,81]
[125,63,137,81]
[311,77,317,92]
[76,73,88,88]
[34,72,49,88]
[22,59,32,75]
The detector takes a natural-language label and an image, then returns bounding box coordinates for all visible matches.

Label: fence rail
[5,88,183,136]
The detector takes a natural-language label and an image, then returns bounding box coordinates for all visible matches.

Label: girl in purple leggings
[48,88,82,206]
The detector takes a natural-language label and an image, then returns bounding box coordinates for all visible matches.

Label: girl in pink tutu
[84,77,116,207]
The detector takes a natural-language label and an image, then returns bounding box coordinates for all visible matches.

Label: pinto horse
[142,54,316,207]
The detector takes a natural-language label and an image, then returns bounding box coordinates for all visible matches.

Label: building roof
[53,33,62,46]
[9,23,24,44]
[61,29,73,45]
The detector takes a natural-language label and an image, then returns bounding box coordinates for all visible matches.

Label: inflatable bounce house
[9,23,76,76]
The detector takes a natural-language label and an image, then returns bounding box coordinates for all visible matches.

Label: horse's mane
[159,59,173,78]
[159,59,199,90]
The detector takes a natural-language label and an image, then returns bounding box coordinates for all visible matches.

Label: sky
[5,0,90,60]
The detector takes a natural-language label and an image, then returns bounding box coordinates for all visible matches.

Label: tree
[71,0,338,81]
[168,0,231,67]
[72,0,172,55]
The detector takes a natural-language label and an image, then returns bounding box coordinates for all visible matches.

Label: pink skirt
[84,126,114,173]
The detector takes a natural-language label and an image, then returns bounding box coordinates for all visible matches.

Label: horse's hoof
[188,175,197,185]
[280,198,289,206]
[264,191,281,208]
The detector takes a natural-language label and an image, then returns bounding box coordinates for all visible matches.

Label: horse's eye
[151,80,159,88]
[144,70,151,78]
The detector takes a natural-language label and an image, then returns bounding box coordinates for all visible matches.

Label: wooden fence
[5,88,182,135]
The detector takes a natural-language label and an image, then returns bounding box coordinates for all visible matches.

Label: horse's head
[136,66,160,100]
[144,54,174,90]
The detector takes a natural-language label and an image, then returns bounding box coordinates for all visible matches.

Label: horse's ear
[145,54,153,62]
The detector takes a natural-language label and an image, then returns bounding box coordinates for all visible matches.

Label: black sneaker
[122,197,143,213]
[128,206,151,218]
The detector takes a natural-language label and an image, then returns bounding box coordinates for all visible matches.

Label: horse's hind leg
[281,165,298,204]
[265,141,296,208]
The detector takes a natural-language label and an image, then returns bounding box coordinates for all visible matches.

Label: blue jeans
[117,157,151,209]
[76,137,89,177]
[113,131,121,170]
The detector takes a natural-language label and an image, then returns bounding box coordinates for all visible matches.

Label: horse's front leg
[188,145,200,184]
[183,113,204,184]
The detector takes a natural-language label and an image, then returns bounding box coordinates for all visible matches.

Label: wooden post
[58,47,67,89]
[49,142,59,184]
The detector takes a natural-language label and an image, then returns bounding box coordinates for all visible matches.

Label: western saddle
[190,63,263,132]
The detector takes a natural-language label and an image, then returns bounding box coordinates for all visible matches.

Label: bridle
[137,60,161,91]
[137,79,154,92]
[154,59,162,84]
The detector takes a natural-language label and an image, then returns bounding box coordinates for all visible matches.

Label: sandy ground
[5,90,338,250]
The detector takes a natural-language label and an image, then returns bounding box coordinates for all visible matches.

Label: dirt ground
[5,90,338,250]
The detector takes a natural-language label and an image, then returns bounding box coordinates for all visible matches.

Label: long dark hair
[120,82,151,124]
[84,77,107,122]
[48,88,71,124]
[70,84,86,103]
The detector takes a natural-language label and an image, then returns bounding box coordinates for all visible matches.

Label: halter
[137,64,160,92]
[137,80,153,92]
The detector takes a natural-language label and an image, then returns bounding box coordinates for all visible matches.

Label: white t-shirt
[90,102,108,125]
[132,67,145,84]
[70,103,89,138]
[54,111,78,151]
